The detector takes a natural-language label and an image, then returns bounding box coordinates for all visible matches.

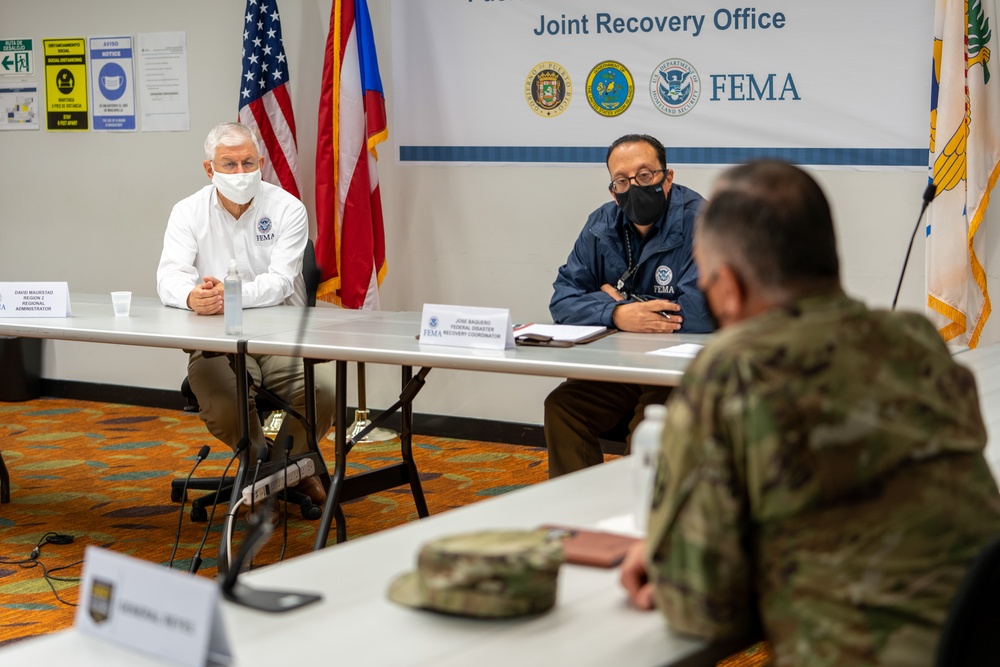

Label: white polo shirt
[157,181,308,309]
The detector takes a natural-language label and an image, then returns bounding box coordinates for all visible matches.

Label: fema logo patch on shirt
[256,217,274,242]
[656,265,673,286]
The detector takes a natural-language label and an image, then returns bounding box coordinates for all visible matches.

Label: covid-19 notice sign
[43,38,88,131]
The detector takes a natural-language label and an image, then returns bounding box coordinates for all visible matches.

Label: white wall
[2,1,997,425]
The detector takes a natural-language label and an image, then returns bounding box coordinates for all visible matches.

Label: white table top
[2,459,727,666]
[0,295,704,387]
[249,310,703,386]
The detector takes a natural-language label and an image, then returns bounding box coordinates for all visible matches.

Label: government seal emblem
[586,61,634,117]
[525,62,572,118]
[88,578,114,624]
[650,59,701,116]
[655,265,674,287]
[258,217,272,234]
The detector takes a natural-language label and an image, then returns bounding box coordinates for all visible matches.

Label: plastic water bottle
[631,403,667,535]
[224,260,243,335]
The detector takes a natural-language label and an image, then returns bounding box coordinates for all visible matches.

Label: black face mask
[616,182,668,227]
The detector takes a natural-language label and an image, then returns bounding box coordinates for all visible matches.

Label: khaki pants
[187,351,337,463]
[543,379,671,478]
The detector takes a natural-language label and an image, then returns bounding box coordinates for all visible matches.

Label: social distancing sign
[43,38,88,131]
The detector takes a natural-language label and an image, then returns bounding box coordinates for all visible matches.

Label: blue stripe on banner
[399,146,928,167]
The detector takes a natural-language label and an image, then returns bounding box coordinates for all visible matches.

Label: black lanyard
[615,225,637,297]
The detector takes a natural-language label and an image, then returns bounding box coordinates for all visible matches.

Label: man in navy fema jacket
[545,134,716,477]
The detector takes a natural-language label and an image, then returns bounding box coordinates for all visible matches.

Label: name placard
[0,282,71,317]
[419,303,515,350]
[76,546,232,667]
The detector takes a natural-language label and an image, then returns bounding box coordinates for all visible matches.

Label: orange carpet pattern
[0,398,548,646]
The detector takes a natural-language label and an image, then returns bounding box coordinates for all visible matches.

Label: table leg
[217,342,252,576]
[400,366,429,518]
[314,359,348,549]
[0,450,9,504]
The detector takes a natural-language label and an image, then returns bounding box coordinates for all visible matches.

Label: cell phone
[541,525,639,568]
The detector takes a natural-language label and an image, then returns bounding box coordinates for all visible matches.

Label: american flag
[238,0,301,199]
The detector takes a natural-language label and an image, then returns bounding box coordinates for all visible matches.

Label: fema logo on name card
[650,59,701,116]
[429,316,439,328]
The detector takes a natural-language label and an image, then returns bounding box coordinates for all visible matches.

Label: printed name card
[419,303,515,350]
[0,282,72,317]
[76,546,232,667]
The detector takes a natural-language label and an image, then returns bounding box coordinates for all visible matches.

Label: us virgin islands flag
[927,0,1000,347]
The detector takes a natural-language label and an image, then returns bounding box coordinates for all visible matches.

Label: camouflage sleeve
[644,352,757,641]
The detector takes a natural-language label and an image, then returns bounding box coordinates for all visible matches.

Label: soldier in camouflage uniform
[619,160,1000,666]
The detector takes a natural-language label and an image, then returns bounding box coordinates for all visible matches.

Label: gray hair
[203,122,261,160]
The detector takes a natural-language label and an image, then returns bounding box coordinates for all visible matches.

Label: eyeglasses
[212,159,260,173]
[609,169,666,194]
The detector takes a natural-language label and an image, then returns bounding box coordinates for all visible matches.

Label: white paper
[514,323,606,342]
[76,546,232,667]
[138,31,189,132]
[0,282,71,317]
[419,303,515,350]
[0,82,38,130]
[646,343,704,358]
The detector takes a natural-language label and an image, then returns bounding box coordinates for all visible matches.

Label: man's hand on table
[620,540,656,610]
[601,283,683,333]
[187,277,224,315]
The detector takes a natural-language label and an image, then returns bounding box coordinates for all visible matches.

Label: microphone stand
[892,182,938,310]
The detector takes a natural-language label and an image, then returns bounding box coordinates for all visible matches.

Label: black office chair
[935,532,1000,666]
[171,240,325,521]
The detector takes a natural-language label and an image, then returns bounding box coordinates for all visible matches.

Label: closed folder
[514,324,615,347]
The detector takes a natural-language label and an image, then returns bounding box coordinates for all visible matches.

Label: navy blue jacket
[549,183,715,333]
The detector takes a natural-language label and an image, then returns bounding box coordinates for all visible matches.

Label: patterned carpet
[0,398,549,646]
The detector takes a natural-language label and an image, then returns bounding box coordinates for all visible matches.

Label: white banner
[391,0,933,167]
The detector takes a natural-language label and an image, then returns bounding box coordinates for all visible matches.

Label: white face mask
[212,169,261,205]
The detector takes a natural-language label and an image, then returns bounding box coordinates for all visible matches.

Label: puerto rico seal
[650,58,701,116]
[586,61,634,117]
[525,62,572,118]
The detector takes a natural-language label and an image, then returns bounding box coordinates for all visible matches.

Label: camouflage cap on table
[388,529,565,618]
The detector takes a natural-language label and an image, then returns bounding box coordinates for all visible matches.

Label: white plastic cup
[111,291,132,317]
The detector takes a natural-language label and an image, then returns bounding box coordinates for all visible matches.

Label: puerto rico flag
[237,0,301,199]
[315,0,388,309]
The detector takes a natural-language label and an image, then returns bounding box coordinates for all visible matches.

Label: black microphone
[168,445,210,569]
[278,436,294,563]
[190,448,241,575]
[249,444,268,520]
[892,182,938,311]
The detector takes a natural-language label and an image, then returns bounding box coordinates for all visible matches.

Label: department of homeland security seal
[586,61,634,117]
[525,62,572,118]
[650,58,701,116]
[655,265,674,287]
